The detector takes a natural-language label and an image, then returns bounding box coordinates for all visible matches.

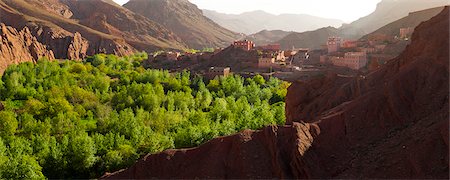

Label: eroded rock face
[0,23,55,73]
[285,6,449,178]
[103,122,321,179]
[30,26,90,60]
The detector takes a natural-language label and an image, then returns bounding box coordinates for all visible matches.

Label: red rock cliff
[286,6,449,178]
[103,7,449,179]
[103,123,321,179]
[0,23,54,73]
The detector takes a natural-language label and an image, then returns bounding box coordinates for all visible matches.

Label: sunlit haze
[113,0,382,23]
[113,0,129,6]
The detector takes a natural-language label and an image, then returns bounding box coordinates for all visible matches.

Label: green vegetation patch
[0,53,289,179]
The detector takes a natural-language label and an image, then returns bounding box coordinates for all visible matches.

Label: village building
[257,52,275,68]
[233,40,255,51]
[400,27,414,39]
[167,52,181,61]
[207,67,231,77]
[330,52,367,70]
[358,47,377,54]
[258,57,275,68]
[276,51,286,61]
[296,48,310,59]
[327,37,342,53]
[284,50,294,58]
[330,56,345,67]
[154,51,181,61]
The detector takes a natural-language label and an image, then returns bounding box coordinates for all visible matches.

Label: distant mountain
[245,30,294,46]
[275,0,449,50]
[276,27,339,50]
[203,10,344,35]
[361,6,446,39]
[344,0,449,38]
[124,0,241,49]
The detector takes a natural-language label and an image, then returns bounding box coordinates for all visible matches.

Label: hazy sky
[113,0,382,23]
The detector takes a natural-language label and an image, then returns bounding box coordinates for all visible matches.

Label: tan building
[327,37,342,53]
[207,67,230,77]
[166,52,181,61]
[154,51,180,61]
[330,52,368,70]
[258,57,275,68]
[359,47,377,54]
[233,40,255,51]
[276,51,286,61]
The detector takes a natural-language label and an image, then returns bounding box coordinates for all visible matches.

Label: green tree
[0,111,18,138]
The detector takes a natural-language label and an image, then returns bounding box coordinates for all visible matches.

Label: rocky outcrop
[197,46,259,71]
[0,23,54,73]
[29,26,90,60]
[103,122,321,179]
[102,7,449,179]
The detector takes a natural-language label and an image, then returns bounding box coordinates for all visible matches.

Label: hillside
[276,27,339,49]
[343,0,449,38]
[203,10,344,35]
[0,0,187,72]
[245,30,293,46]
[197,46,259,72]
[361,6,445,39]
[124,0,241,49]
[103,6,449,179]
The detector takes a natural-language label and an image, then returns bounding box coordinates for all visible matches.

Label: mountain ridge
[275,3,449,50]
[124,0,241,49]
[203,9,344,35]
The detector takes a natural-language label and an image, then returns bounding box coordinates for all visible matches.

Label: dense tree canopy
[0,52,289,179]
